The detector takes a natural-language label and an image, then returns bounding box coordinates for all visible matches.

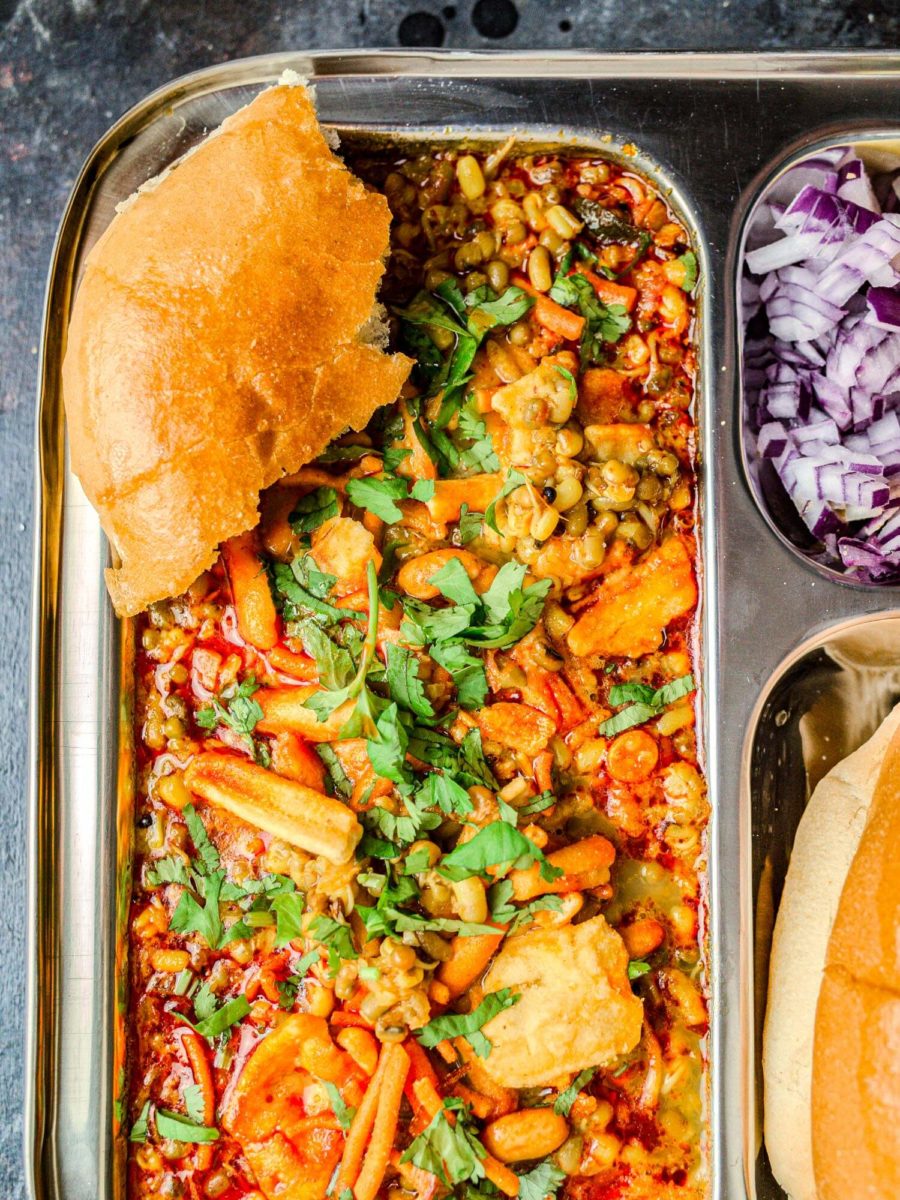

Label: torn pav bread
[764,703,900,1200]
[61,81,411,617]
[478,915,644,1089]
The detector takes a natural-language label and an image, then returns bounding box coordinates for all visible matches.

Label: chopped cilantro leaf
[277,950,321,1009]
[169,868,224,948]
[628,960,652,980]
[416,771,474,817]
[466,284,534,327]
[290,486,339,534]
[367,702,412,785]
[458,504,485,545]
[599,673,695,735]
[146,855,191,888]
[316,744,353,799]
[324,1082,356,1131]
[195,676,264,744]
[383,446,412,473]
[608,682,657,707]
[385,644,435,719]
[346,474,409,523]
[388,912,497,936]
[155,1108,219,1144]
[429,557,481,607]
[488,879,562,932]
[181,805,220,874]
[183,1083,206,1125]
[178,994,250,1040]
[438,821,561,884]
[273,559,345,623]
[456,401,500,474]
[309,915,358,973]
[516,1161,566,1200]
[417,988,519,1057]
[289,555,338,600]
[129,1100,151,1143]
[400,1097,487,1187]
[271,891,306,947]
[652,673,696,707]
[411,478,436,502]
[363,791,441,848]
[403,560,549,654]
[297,619,356,691]
[429,642,488,710]
[553,1067,597,1116]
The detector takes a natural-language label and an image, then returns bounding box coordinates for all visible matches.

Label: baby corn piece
[184,752,361,863]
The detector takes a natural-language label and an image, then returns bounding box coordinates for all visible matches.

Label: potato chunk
[583,422,655,465]
[310,516,380,595]
[478,915,643,1088]
[491,361,576,428]
[567,534,697,659]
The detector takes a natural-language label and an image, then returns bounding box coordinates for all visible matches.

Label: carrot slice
[330,1011,374,1029]
[183,1031,216,1171]
[269,731,327,791]
[336,1043,409,1200]
[484,1156,521,1196]
[436,925,506,999]
[533,749,555,795]
[353,1044,411,1200]
[405,1039,441,1099]
[575,264,638,312]
[533,294,585,341]
[513,274,585,342]
[221,531,280,651]
[334,1064,382,1194]
[267,645,318,681]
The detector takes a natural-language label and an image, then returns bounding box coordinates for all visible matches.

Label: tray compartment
[736,131,900,589]
[742,611,900,1199]
[32,66,716,1200]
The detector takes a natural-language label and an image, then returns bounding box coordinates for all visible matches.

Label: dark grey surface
[2,1,898,1196]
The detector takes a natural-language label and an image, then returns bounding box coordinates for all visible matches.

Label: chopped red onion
[744,146,900,581]
[867,286,900,330]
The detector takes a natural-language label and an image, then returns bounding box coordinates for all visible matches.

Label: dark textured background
[1,0,898,1195]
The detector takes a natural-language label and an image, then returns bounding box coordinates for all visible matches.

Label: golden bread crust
[62,83,410,616]
[479,914,643,1089]
[812,725,900,1200]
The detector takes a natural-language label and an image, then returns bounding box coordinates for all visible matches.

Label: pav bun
[763,702,900,1199]
[812,719,900,1199]
[62,81,411,616]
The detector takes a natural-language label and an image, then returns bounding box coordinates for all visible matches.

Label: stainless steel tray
[27,49,900,1200]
